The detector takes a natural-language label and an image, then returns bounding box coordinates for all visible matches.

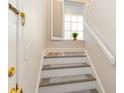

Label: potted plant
[72,32,78,40]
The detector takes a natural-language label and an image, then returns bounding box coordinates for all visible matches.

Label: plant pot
[73,37,77,40]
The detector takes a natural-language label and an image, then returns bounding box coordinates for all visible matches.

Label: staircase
[39,52,99,93]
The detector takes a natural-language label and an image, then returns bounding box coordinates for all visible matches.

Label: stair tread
[39,74,96,87]
[44,52,86,58]
[66,89,99,93]
[42,63,90,70]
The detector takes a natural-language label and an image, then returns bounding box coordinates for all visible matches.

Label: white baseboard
[85,50,106,93]
[35,49,47,93]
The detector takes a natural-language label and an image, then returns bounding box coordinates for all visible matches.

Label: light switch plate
[24,46,30,61]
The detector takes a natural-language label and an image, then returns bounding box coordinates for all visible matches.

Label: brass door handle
[8,3,26,26]
[16,83,23,93]
[9,87,23,93]
[19,11,25,26]
[9,83,23,93]
[9,88,16,93]
[8,66,16,77]
[16,88,23,93]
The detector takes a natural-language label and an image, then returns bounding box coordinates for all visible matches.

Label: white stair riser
[43,57,88,65]
[39,81,96,93]
[41,67,93,78]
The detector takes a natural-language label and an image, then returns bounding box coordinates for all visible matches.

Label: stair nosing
[39,74,96,87]
[42,65,90,70]
[44,52,86,58]
[42,63,90,70]
[66,89,99,93]
[44,55,87,58]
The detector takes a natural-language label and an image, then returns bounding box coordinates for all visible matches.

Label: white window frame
[64,14,84,40]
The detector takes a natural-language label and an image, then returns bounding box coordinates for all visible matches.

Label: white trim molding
[84,21,116,65]
[35,49,47,93]
[35,48,86,93]
[85,50,106,93]
[51,0,64,40]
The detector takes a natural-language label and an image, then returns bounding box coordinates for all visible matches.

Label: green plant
[72,32,78,40]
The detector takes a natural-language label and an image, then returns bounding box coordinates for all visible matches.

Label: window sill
[62,40,85,42]
[51,39,86,42]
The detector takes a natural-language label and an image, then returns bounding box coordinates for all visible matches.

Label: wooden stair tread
[39,74,96,87]
[66,89,99,93]
[42,63,90,70]
[44,52,86,58]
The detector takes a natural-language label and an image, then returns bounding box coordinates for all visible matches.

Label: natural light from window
[64,15,83,40]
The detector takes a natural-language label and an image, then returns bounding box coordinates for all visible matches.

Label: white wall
[47,0,85,48]
[84,0,116,93]
[19,0,48,93]
[84,28,116,93]
[85,0,116,56]
[48,40,85,48]
[65,1,83,15]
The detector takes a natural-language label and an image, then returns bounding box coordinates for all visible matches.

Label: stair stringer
[85,50,106,93]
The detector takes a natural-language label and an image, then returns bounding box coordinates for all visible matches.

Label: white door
[8,0,18,92]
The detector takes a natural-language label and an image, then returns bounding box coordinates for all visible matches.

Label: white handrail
[84,21,116,65]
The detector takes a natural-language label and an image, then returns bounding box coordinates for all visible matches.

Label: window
[64,15,83,40]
